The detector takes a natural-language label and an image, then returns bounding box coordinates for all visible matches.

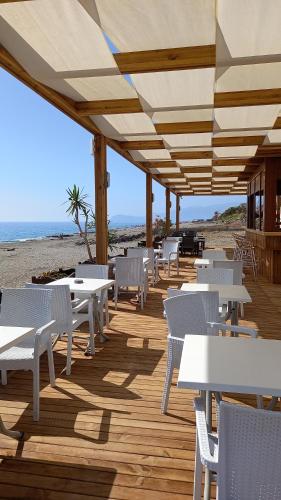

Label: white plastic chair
[197,267,234,285]
[161,293,257,414]
[193,398,281,500]
[25,283,94,375]
[157,240,179,277]
[202,249,227,260]
[75,264,109,327]
[114,257,145,310]
[127,247,156,286]
[212,260,243,285]
[0,288,55,421]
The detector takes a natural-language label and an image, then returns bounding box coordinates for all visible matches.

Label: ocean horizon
[0,221,143,243]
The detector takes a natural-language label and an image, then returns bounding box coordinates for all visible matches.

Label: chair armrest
[71,298,80,307]
[194,397,218,471]
[36,320,56,336]
[208,321,257,338]
[72,298,90,313]
[168,251,178,260]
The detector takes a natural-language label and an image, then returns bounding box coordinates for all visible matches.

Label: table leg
[0,416,23,440]
[93,293,109,343]
[199,390,212,500]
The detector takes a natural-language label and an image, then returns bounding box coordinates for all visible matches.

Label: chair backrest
[115,257,144,286]
[218,401,281,499]
[213,260,243,285]
[0,288,53,329]
[202,249,226,260]
[25,283,73,332]
[182,235,195,250]
[166,236,181,242]
[127,247,154,272]
[75,264,109,279]
[167,288,220,329]
[163,294,208,339]
[162,240,179,260]
[197,267,234,284]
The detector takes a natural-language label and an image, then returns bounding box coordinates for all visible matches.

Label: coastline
[0,223,244,288]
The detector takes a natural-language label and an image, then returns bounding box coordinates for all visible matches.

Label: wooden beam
[145,161,178,169]
[171,151,213,160]
[156,173,185,179]
[215,88,281,108]
[120,140,165,150]
[114,45,216,74]
[94,135,108,264]
[180,166,212,174]
[165,188,171,235]
[185,176,213,182]
[146,173,153,247]
[212,136,265,147]
[176,196,180,231]
[155,121,213,135]
[273,117,281,129]
[256,145,281,157]
[212,158,260,166]
[76,98,142,116]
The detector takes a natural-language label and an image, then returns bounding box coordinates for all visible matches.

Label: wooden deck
[0,257,280,499]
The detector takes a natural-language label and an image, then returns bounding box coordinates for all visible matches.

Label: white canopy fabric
[1,0,281,195]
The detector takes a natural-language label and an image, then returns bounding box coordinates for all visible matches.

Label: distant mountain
[110,201,246,226]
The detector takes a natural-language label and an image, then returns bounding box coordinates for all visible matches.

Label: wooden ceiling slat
[144,160,178,168]
[171,151,213,160]
[212,158,260,166]
[273,117,281,129]
[180,167,212,173]
[155,121,213,134]
[215,88,281,108]
[212,136,265,147]
[120,140,165,150]
[185,176,213,182]
[114,45,216,74]
[256,145,281,156]
[156,173,185,179]
[75,98,142,116]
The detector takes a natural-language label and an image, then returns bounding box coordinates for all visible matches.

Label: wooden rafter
[75,98,142,116]
[144,161,178,168]
[156,173,185,179]
[171,151,213,160]
[212,158,260,166]
[212,136,265,147]
[256,145,281,156]
[120,140,165,150]
[114,45,216,74]
[215,88,281,108]
[273,116,281,129]
[155,121,213,135]
[180,166,212,173]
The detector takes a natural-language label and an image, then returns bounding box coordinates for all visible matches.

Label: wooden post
[165,188,171,234]
[94,135,108,264]
[176,195,180,231]
[146,173,153,247]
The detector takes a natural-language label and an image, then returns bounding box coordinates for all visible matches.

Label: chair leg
[168,261,171,277]
[33,359,40,421]
[140,288,144,309]
[161,346,174,414]
[1,370,7,385]
[47,341,56,387]
[66,331,72,376]
[193,431,203,500]
[88,300,95,354]
[240,302,244,318]
[114,286,118,310]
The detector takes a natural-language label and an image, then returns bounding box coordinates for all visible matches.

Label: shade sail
[1,0,281,195]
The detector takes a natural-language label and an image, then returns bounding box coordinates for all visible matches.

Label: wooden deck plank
[0,256,280,498]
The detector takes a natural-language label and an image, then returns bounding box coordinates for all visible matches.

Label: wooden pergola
[1,0,281,273]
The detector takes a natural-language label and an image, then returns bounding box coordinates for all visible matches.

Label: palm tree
[65,185,94,262]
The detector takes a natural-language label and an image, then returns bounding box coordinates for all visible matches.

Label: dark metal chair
[181,235,196,255]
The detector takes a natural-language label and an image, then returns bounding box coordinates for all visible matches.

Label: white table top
[178,335,281,397]
[181,282,251,303]
[0,326,34,354]
[52,277,114,293]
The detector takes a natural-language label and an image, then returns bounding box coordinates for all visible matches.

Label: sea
[0,221,138,243]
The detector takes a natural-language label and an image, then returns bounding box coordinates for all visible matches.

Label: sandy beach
[0,223,244,288]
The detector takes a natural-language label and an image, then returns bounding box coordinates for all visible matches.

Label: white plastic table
[0,326,34,440]
[181,283,251,325]
[194,258,213,268]
[178,334,281,500]
[52,277,114,350]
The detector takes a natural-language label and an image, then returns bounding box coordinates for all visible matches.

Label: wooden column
[146,173,153,247]
[94,135,108,264]
[176,195,180,231]
[165,188,171,234]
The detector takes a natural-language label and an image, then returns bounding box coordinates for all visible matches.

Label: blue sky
[0,68,245,222]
